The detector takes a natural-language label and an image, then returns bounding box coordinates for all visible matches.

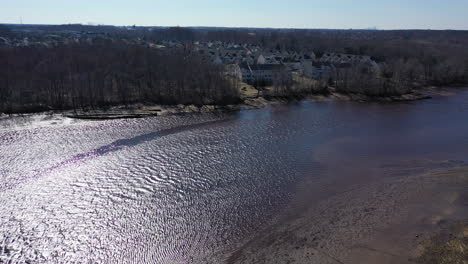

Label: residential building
[240,63,289,84]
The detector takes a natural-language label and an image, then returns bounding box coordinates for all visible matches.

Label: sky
[1,0,467,30]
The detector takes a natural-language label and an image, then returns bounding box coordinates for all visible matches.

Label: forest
[0,41,240,113]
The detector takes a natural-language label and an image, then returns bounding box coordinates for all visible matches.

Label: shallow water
[1,89,468,263]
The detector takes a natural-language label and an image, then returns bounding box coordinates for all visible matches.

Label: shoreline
[2,86,459,120]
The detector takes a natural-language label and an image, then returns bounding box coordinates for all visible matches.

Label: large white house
[240,63,288,84]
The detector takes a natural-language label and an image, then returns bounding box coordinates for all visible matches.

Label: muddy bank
[62,104,242,120]
[62,86,461,120]
[416,220,467,264]
[316,86,466,103]
[310,91,431,102]
[3,86,463,120]
[220,161,468,264]
[62,92,429,120]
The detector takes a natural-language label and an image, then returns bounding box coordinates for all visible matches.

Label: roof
[240,63,285,71]
[312,61,334,67]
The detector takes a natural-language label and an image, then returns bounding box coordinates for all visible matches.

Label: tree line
[0,42,240,114]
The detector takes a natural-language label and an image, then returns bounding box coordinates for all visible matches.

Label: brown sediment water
[1,88,468,263]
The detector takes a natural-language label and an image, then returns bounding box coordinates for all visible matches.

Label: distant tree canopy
[0,25,13,37]
[144,27,196,42]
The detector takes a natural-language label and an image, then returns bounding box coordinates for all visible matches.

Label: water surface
[1,89,468,263]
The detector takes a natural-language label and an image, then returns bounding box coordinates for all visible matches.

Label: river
[1,89,468,263]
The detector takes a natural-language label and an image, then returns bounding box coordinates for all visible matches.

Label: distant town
[0,25,380,85]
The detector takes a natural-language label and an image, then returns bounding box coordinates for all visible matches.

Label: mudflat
[226,161,468,264]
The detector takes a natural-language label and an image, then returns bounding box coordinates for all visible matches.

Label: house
[284,62,304,73]
[213,56,223,64]
[240,63,289,84]
[0,37,10,46]
[301,61,336,80]
[224,64,242,80]
[319,53,380,77]
[320,53,375,65]
[256,54,266,64]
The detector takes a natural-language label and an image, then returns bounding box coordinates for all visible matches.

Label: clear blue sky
[1,0,467,30]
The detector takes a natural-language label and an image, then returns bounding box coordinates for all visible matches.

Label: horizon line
[2,22,468,32]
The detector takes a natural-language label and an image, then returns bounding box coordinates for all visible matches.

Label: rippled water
[1,89,468,263]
